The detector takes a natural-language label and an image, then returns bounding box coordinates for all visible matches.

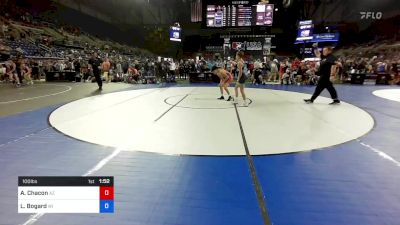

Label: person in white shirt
[253,59,263,85]
[169,60,176,78]
[116,61,123,78]
[269,59,279,82]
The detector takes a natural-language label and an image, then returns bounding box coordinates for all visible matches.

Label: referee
[304,43,341,105]
[88,52,103,90]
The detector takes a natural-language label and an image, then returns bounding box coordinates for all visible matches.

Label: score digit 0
[100,186,114,200]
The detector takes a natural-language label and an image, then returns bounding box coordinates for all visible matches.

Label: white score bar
[18,187,99,200]
[18,199,100,213]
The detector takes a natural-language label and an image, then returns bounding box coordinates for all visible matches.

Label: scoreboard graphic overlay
[205,1,274,27]
[18,176,114,213]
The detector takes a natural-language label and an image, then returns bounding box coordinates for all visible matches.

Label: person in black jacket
[88,52,102,90]
[304,44,341,105]
[74,59,81,80]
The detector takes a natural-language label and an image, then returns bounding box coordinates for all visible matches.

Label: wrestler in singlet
[212,66,233,101]
[21,61,33,85]
[5,60,20,86]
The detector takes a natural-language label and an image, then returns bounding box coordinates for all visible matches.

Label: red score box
[100,186,114,200]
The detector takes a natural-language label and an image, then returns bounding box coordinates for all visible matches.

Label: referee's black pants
[93,72,102,88]
[311,78,338,101]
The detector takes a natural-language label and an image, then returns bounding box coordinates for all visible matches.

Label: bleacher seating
[5,40,41,56]
[1,12,154,59]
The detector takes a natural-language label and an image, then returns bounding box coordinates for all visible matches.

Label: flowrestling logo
[360,12,383,20]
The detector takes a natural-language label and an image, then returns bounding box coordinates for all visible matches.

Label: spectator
[2,23,8,38]
[31,60,39,80]
[269,59,279,82]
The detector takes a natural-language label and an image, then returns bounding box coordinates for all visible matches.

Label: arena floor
[1,82,400,225]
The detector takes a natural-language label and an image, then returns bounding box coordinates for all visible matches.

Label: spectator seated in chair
[302,67,319,85]
[127,65,139,84]
[281,68,296,85]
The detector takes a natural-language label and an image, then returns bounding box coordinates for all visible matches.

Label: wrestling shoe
[217,96,225,100]
[226,96,233,101]
[329,100,341,105]
[304,99,313,104]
